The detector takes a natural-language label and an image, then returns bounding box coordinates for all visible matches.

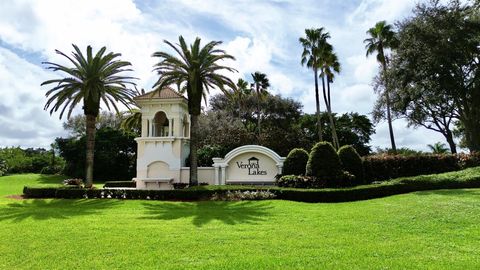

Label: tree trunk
[314,69,323,141]
[445,129,457,154]
[189,114,199,186]
[463,117,480,152]
[256,85,261,141]
[85,114,96,188]
[382,64,397,153]
[324,79,340,149]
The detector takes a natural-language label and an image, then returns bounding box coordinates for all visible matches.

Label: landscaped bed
[1,172,480,269]
[22,166,480,202]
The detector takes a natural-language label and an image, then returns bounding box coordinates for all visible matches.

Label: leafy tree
[56,127,137,181]
[42,44,136,187]
[299,28,331,141]
[206,93,304,156]
[152,36,236,185]
[297,113,375,156]
[364,21,399,153]
[250,72,270,139]
[63,111,124,138]
[427,142,450,154]
[388,0,480,152]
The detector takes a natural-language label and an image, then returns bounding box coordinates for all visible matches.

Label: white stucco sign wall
[212,145,285,185]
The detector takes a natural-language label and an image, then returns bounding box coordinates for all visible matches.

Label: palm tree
[120,108,142,134]
[152,36,236,185]
[300,28,331,141]
[321,48,341,149]
[364,21,399,153]
[42,44,136,187]
[232,78,250,118]
[427,142,450,154]
[250,72,270,139]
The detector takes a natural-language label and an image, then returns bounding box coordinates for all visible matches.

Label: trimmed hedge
[363,154,460,182]
[282,148,309,176]
[103,181,136,188]
[276,175,325,188]
[338,145,364,184]
[23,166,480,203]
[306,142,342,179]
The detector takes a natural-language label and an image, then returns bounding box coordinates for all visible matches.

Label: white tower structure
[133,87,190,190]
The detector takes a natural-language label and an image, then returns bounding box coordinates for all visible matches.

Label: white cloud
[0,47,66,148]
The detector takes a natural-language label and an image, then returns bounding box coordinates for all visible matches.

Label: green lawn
[1,173,480,269]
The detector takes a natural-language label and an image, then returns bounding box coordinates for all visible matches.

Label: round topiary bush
[338,145,364,185]
[283,148,309,175]
[306,141,342,179]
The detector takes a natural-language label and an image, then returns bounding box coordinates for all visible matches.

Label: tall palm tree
[250,71,270,139]
[233,78,250,118]
[364,21,399,153]
[152,36,236,185]
[322,50,341,149]
[300,28,330,141]
[42,44,136,187]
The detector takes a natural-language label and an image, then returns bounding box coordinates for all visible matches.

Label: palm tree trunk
[256,85,261,141]
[382,63,397,153]
[325,80,340,149]
[85,114,96,188]
[189,114,199,186]
[314,68,323,141]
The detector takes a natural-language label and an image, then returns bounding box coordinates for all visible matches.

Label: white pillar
[221,166,227,185]
[168,119,173,137]
[214,166,219,185]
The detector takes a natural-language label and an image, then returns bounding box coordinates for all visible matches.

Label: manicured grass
[1,173,480,269]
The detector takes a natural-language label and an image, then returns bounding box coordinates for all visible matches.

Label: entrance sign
[212,145,285,185]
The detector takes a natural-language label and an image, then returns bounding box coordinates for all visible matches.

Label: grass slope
[1,172,480,269]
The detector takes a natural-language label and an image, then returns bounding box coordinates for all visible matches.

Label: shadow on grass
[141,201,274,227]
[414,188,480,197]
[0,199,122,222]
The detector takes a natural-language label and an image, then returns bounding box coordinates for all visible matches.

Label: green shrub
[282,148,309,176]
[338,145,364,185]
[457,152,480,169]
[276,175,325,188]
[23,186,58,198]
[103,181,136,188]
[306,142,351,186]
[363,154,460,182]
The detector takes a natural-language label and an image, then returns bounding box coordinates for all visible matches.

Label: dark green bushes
[276,175,325,188]
[338,145,364,184]
[363,154,460,182]
[305,142,353,187]
[282,148,309,175]
[306,142,342,178]
[103,181,136,188]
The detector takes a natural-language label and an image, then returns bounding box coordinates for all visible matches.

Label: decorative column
[221,166,227,185]
[214,166,219,185]
[168,119,173,137]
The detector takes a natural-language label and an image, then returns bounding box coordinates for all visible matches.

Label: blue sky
[0,0,448,151]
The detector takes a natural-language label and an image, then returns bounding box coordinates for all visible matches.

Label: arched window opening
[153,111,169,137]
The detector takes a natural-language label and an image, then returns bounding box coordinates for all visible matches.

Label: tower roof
[134,87,187,101]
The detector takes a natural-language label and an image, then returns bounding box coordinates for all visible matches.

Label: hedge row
[363,154,461,182]
[23,167,480,202]
[103,181,136,188]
